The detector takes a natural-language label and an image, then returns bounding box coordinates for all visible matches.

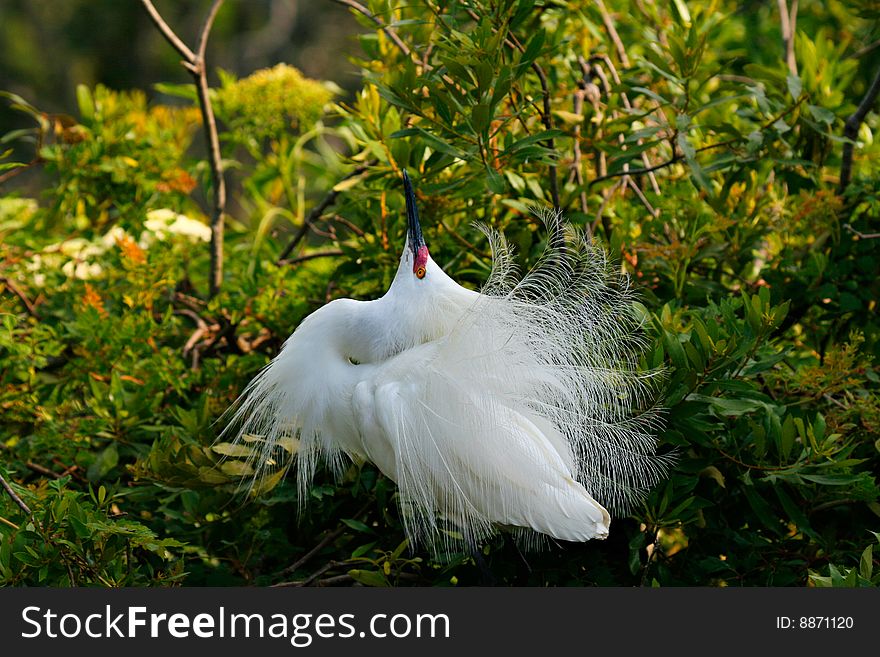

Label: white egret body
[226,171,667,549]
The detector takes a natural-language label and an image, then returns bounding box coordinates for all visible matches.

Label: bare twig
[851,39,880,60]
[589,155,681,187]
[0,276,40,318]
[173,308,208,330]
[276,163,373,264]
[312,573,355,586]
[838,65,880,195]
[843,223,880,240]
[626,177,659,217]
[591,178,625,237]
[587,55,661,194]
[141,0,196,61]
[25,462,61,479]
[279,250,345,266]
[0,515,19,530]
[532,61,560,209]
[589,97,807,187]
[0,158,43,186]
[594,0,630,68]
[0,472,33,517]
[141,0,226,297]
[280,526,348,577]
[485,22,560,210]
[332,0,412,58]
[571,83,589,221]
[328,214,366,238]
[272,560,351,587]
[776,0,799,77]
[439,221,491,259]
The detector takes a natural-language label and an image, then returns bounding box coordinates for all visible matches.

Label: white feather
[222,210,669,550]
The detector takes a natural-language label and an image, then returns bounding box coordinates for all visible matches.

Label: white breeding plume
[223,170,668,550]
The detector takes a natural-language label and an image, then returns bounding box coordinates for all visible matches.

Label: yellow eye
[415,266,426,279]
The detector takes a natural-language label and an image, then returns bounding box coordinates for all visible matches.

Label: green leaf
[670,0,692,26]
[471,103,491,134]
[859,544,873,581]
[786,74,802,101]
[347,569,389,586]
[87,443,119,482]
[775,486,818,540]
[516,29,545,75]
[741,483,781,534]
[808,104,835,125]
[212,443,256,458]
[76,84,94,122]
[689,394,763,417]
[341,518,374,534]
[390,127,465,158]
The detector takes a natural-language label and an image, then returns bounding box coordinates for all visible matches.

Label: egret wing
[352,342,610,546]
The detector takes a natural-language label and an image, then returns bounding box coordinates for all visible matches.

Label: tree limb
[838,65,880,195]
[594,0,630,68]
[279,250,345,266]
[141,0,226,297]
[464,10,559,209]
[141,0,196,62]
[776,0,799,77]
[332,0,412,58]
[276,162,373,264]
[0,276,40,318]
[0,472,33,517]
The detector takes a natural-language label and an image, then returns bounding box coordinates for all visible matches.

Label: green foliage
[214,64,335,142]
[1,0,878,586]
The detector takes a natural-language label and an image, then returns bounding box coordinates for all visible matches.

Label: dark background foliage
[1,0,878,587]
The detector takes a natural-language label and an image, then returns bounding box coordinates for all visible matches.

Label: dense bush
[1,0,878,586]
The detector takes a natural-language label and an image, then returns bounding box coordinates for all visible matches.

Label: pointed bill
[403,169,426,257]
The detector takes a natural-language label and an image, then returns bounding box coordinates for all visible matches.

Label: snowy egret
[224,171,668,549]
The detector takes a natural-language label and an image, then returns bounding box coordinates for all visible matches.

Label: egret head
[403,170,429,280]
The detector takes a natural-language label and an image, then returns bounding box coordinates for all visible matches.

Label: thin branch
[141,0,226,298]
[332,0,411,58]
[571,83,589,221]
[589,97,806,187]
[0,472,33,517]
[589,155,681,187]
[776,0,799,77]
[810,499,857,514]
[141,0,196,62]
[0,276,40,318]
[591,177,624,237]
[0,515,19,530]
[26,462,61,479]
[588,55,661,194]
[534,62,560,209]
[272,560,351,588]
[843,223,880,240]
[280,527,347,578]
[838,65,880,195]
[486,23,560,209]
[277,163,373,264]
[851,39,880,60]
[594,0,630,68]
[0,158,43,186]
[439,220,491,259]
[196,0,224,61]
[279,501,373,577]
[279,250,345,266]
[327,214,366,238]
[312,573,355,587]
[626,177,659,217]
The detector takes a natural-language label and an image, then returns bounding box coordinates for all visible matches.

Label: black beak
[403,169,426,257]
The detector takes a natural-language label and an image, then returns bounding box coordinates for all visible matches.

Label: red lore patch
[413,246,429,278]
